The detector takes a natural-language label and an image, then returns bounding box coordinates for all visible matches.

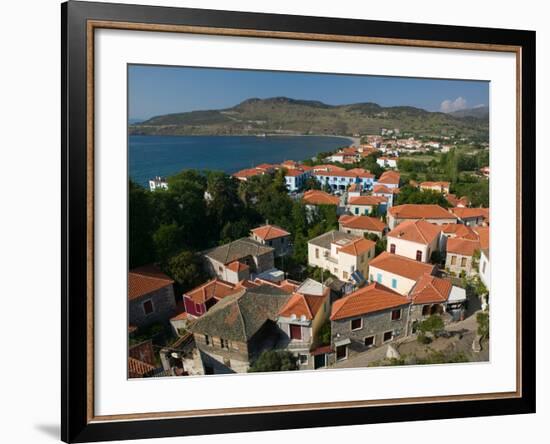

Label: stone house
[388,204,457,229]
[386,219,442,263]
[187,285,292,374]
[338,214,388,239]
[368,251,436,295]
[203,238,275,284]
[308,230,375,284]
[128,265,176,329]
[276,281,331,370]
[445,238,481,277]
[329,282,410,363]
[250,224,291,257]
[408,274,467,325]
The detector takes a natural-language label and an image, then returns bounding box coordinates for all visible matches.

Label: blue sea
[129,135,352,187]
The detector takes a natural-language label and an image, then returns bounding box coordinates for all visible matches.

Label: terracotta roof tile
[128,265,174,301]
[377,171,400,185]
[128,357,156,377]
[369,251,436,281]
[184,278,239,304]
[451,207,489,220]
[473,227,490,249]
[227,261,249,272]
[302,190,339,205]
[387,220,441,245]
[389,204,456,220]
[339,215,387,232]
[348,195,388,206]
[446,238,481,256]
[278,292,327,320]
[410,274,452,304]
[251,224,290,240]
[330,282,409,320]
[338,237,376,256]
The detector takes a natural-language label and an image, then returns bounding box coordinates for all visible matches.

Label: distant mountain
[449,106,489,119]
[130,97,488,140]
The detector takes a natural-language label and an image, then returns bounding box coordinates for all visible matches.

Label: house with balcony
[312,166,375,192]
[307,230,375,284]
[386,219,442,263]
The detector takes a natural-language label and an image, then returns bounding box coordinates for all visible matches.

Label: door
[314,353,326,369]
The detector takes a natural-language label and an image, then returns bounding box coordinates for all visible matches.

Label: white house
[479,248,490,291]
[376,157,398,168]
[368,251,436,295]
[307,231,375,283]
[347,195,388,216]
[149,176,168,191]
[386,220,441,263]
[283,167,311,192]
[313,167,375,192]
[388,204,457,229]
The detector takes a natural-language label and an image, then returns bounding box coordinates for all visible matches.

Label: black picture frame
[62,1,536,442]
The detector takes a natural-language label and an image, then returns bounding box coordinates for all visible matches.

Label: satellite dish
[171,352,180,359]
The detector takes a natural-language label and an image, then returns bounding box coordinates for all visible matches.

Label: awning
[334,338,351,347]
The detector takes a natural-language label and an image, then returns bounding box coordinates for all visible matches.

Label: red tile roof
[339,215,387,232]
[232,168,266,179]
[387,220,441,245]
[389,204,456,220]
[369,251,436,281]
[338,237,376,256]
[128,265,174,301]
[347,168,375,179]
[312,164,346,172]
[451,207,489,220]
[446,238,481,256]
[377,171,400,185]
[420,181,450,189]
[302,190,340,205]
[278,292,327,320]
[441,223,478,240]
[330,282,409,320]
[446,194,471,207]
[410,274,452,304]
[373,184,398,194]
[473,226,490,249]
[184,278,239,304]
[227,261,249,272]
[128,357,156,377]
[251,224,290,240]
[348,195,388,206]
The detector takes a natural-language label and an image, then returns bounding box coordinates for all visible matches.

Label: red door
[290,325,302,340]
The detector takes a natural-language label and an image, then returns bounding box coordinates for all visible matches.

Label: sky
[128,64,489,121]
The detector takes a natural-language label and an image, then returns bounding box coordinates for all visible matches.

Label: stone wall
[129,285,176,328]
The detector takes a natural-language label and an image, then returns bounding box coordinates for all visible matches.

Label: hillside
[130,97,489,140]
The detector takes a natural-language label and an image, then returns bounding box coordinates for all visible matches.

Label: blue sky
[128,64,489,121]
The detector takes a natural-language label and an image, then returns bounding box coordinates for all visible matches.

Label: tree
[395,185,449,207]
[318,321,331,346]
[249,350,298,372]
[418,315,444,335]
[153,223,182,263]
[476,311,489,339]
[128,180,155,268]
[164,250,208,293]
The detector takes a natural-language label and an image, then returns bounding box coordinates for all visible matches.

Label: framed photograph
[62,1,535,442]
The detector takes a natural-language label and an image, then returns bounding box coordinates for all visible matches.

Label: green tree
[128,180,155,268]
[164,250,207,293]
[476,311,489,339]
[318,321,331,346]
[418,315,444,335]
[153,223,182,263]
[249,350,298,372]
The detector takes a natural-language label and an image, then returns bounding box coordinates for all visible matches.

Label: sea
[129,135,352,187]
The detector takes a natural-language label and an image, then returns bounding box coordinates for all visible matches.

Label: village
[129,134,490,378]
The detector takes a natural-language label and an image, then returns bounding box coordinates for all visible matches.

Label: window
[351,265,355,272]
[299,354,308,365]
[391,309,401,321]
[391,278,397,289]
[416,250,422,261]
[351,318,363,330]
[390,243,396,254]
[354,207,359,215]
[482,261,487,273]
[290,324,302,340]
[336,345,347,360]
[461,257,467,267]
[376,273,382,283]
[334,267,338,274]
[422,305,430,316]
[218,266,223,273]
[360,254,364,263]
[220,338,228,349]
[369,274,373,282]
[195,302,202,314]
[315,248,319,259]
[343,271,349,280]
[204,335,210,345]
[383,331,393,342]
[142,300,153,315]
[451,255,457,265]
[364,336,375,348]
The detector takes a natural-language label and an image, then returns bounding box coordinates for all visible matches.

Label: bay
[129,135,353,187]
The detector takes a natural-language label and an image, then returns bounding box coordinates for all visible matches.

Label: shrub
[249,350,298,372]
